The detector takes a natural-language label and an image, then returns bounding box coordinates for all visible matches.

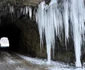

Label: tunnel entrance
[0,23,21,52]
[0,9,40,58]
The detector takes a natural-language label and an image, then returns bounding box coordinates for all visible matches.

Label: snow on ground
[18,54,68,66]
[18,54,85,70]
[49,68,85,70]
[5,57,16,64]
[1,52,22,64]
[15,67,28,70]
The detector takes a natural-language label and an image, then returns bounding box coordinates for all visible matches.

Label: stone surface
[15,17,47,58]
[0,0,43,6]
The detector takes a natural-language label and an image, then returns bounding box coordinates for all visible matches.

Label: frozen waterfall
[36,0,85,67]
[70,0,85,67]
[63,0,69,47]
[36,0,63,64]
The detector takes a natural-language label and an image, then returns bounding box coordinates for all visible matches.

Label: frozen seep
[36,0,63,64]
[70,0,85,67]
[36,0,85,67]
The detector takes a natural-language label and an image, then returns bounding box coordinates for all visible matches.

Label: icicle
[36,0,85,67]
[70,0,85,67]
[50,0,63,41]
[49,0,63,57]
[23,6,32,19]
[63,0,69,49]
[36,0,63,64]
[9,6,14,13]
[28,7,32,19]
[44,4,55,63]
[25,6,29,14]
[22,7,26,15]
[36,1,46,49]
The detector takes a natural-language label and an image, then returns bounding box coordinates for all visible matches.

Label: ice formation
[36,0,85,67]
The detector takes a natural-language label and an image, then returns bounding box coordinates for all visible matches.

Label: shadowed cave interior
[0,13,41,58]
[0,18,21,52]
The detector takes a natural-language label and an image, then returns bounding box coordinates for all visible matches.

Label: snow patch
[18,54,85,70]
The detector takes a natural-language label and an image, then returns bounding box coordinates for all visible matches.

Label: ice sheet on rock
[18,54,69,67]
[36,0,63,64]
[36,0,85,67]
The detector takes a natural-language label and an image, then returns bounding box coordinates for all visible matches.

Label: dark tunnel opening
[0,23,21,52]
[0,14,21,52]
[0,12,40,58]
[0,3,41,58]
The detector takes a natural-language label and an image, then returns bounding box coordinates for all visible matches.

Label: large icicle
[28,7,32,19]
[36,0,63,64]
[36,0,85,67]
[49,0,63,57]
[51,0,63,41]
[63,0,69,47]
[70,0,85,67]
[25,6,29,15]
[44,4,55,64]
[25,6,32,19]
[36,1,46,48]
